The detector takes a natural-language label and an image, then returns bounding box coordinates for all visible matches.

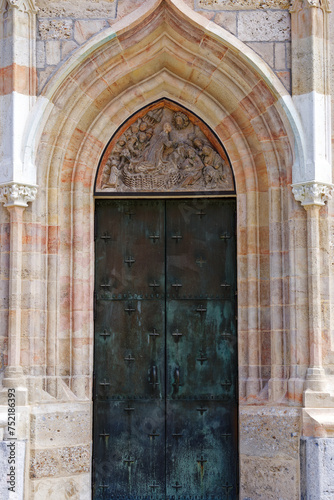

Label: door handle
[173,367,181,392]
[149,365,159,389]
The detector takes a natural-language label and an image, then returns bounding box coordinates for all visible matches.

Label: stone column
[292,183,333,401]
[0,185,37,405]
[290,0,333,404]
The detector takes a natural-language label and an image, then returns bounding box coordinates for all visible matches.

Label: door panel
[93,198,238,499]
[166,401,238,500]
[95,299,165,400]
[94,200,166,499]
[166,299,236,400]
[94,400,166,500]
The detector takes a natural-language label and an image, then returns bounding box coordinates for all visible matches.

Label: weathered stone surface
[30,473,91,500]
[247,42,274,68]
[45,41,61,66]
[74,20,108,45]
[38,66,56,91]
[36,0,117,19]
[198,0,290,9]
[214,12,237,35]
[238,11,290,42]
[276,70,291,92]
[30,445,90,478]
[274,42,287,69]
[0,441,25,500]
[240,406,301,459]
[240,455,299,499]
[36,41,46,69]
[61,40,79,59]
[30,403,91,448]
[301,437,334,499]
[39,20,73,41]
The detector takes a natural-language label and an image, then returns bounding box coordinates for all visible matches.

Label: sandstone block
[30,403,91,448]
[240,455,299,499]
[30,474,91,500]
[240,406,301,459]
[36,41,45,69]
[74,20,108,45]
[46,41,61,66]
[62,40,79,59]
[274,42,286,69]
[37,0,116,19]
[215,12,237,35]
[39,20,73,41]
[238,11,290,42]
[30,445,90,478]
[247,42,274,67]
[198,0,290,8]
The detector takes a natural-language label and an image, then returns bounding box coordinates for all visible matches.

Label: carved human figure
[180,147,204,186]
[131,122,176,173]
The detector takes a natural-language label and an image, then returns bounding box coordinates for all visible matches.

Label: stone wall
[29,403,91,499]
[36,0,291,92]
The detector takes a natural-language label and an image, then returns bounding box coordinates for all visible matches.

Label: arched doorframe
[22,1,308,497]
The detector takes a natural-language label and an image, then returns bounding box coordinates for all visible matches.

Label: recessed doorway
[93,198,238,499]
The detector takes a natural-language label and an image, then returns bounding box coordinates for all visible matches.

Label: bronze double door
[93,199,238,499]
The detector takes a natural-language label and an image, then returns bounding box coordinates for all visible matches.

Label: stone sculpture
[98,107,234,192]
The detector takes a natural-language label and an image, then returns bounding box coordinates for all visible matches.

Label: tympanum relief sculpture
[96,104,234,193]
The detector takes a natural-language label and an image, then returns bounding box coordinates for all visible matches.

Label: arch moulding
[23,0,309,407]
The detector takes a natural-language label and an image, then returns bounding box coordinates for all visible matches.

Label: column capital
[0,182,37,208]
[291,181,334,207]
[0,0,38,14]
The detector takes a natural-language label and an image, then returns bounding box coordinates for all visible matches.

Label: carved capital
[0,0,38,14]
[292,181,334,207]
[0,182,37,208]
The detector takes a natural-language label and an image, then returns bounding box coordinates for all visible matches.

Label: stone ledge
[302,408,334,438]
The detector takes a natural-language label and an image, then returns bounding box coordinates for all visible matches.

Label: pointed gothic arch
[21,0,307,406]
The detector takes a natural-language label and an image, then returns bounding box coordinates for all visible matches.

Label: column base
[303,389,334,408]
[305,367,326,392]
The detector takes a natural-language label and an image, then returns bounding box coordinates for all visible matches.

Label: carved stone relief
[95,104,234,194]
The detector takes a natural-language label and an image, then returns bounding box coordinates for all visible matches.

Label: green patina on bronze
[93,199,238,499]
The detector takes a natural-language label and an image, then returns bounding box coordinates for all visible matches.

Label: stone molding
[0,182,37,208]
[0,0,38,14]
[291,181,334,206]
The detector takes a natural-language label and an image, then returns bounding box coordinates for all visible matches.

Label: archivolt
[24,0,305,401]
